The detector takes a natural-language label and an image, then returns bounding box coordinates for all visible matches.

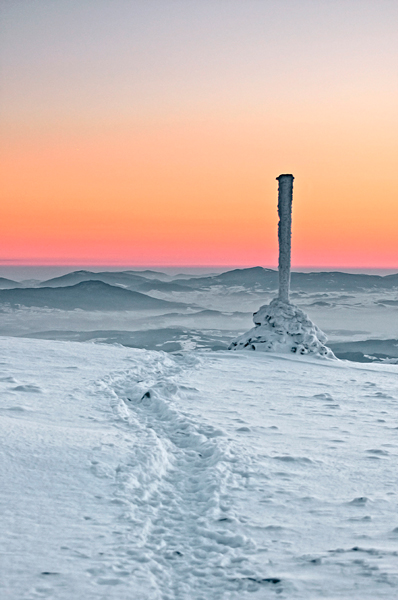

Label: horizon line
[1,263,397,271]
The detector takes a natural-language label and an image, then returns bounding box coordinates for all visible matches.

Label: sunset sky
[1,0,397,267]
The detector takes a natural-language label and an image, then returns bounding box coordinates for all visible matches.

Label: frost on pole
[277,174,293,304]
[229,175,335,358]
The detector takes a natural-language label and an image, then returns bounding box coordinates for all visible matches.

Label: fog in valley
[1,266,397,362]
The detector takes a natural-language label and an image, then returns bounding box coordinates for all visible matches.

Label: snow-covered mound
[229,298,335,357]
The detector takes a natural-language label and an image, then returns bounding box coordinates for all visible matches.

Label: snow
[229,298,335,357]
[1,337,398,599]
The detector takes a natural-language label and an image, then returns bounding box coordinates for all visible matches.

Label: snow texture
[1,337,398,599]
[229,298,335,357]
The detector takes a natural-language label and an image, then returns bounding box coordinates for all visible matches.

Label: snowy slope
[1,337,398,599]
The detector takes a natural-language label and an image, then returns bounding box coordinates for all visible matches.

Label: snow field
[1,337,398,599]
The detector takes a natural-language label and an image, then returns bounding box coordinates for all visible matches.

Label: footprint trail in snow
[98,352,271,598]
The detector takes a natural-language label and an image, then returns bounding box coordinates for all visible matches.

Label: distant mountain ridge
[0,277,20,289]
[291,271,398,292]
[28,266,398,294]
[329,339,398,363]
[39,270,149,288]
[0,280,188,311]
[178,267,398,292]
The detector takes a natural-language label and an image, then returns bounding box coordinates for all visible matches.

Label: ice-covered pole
[229,172,334,356]
[277,174,294,304]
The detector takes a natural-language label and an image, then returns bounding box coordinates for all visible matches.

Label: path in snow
[100,352,264,598]
[1,338,398,599]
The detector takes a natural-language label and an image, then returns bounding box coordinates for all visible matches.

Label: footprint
[348,497,369,506]
[13,384,42,393]
[97,578,122,585]
[3,405,34,413]
[313,393,334,401]
[366,449,389,456]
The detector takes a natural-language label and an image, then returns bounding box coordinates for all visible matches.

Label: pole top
[276,174,294,181]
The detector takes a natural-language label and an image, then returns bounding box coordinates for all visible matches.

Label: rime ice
[229,297,334,356]
[277,174,294,304]
[229,175,334,357]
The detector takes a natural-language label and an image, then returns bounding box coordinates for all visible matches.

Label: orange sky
[1,1,398,267]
